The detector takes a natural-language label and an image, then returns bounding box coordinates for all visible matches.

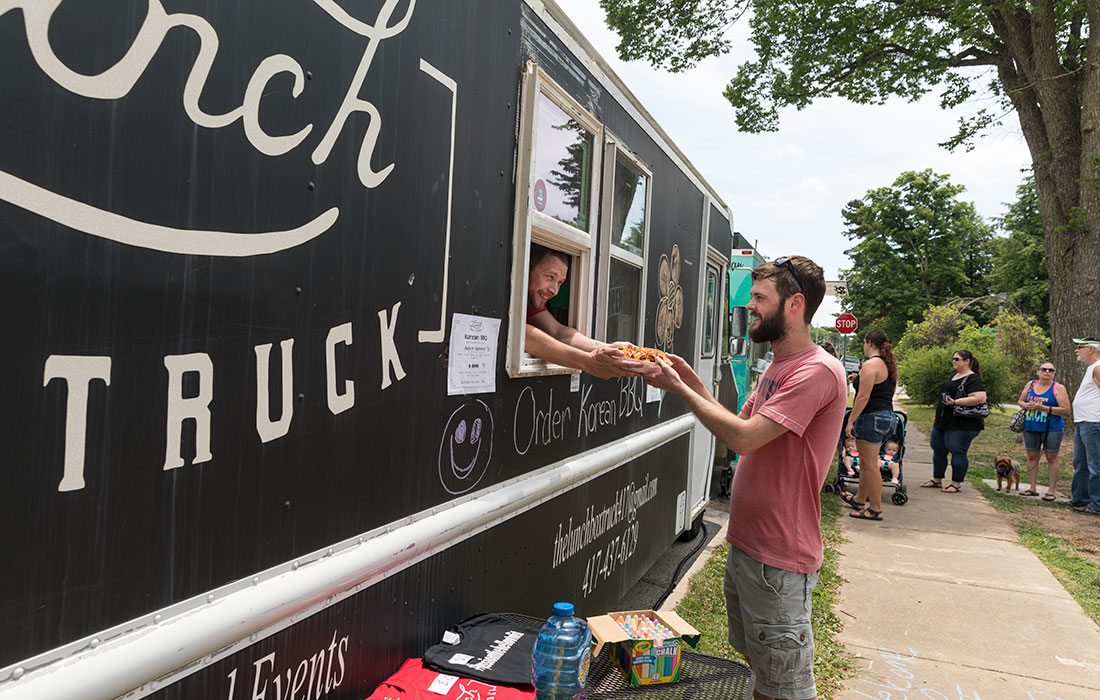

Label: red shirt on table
[365,659,534,700]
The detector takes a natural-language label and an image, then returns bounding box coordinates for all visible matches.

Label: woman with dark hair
[820,341,838,358]
[843,329,898,521]
[923,349,987,493]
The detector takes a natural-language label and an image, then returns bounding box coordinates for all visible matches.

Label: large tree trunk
[1058,3,1100,397]
[997,1,1100,398]
[1042,175,1100,399]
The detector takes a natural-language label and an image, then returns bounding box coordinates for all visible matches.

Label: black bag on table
[423,613,535,686]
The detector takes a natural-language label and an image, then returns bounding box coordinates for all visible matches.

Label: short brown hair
[529,244,570,271]
[751,255,826,323]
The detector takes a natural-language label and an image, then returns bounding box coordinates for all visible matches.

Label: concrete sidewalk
[836,421,1100,699]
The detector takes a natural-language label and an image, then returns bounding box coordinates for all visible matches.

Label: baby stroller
[824,408,909,506]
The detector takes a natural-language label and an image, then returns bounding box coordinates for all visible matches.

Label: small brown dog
[994,456,1021,492]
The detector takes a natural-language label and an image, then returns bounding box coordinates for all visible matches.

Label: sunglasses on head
[773,256,804,293]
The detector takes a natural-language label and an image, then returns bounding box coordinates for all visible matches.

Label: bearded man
[644,255,846,700]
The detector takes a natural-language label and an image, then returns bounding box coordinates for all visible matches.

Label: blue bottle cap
[552,602,574,617]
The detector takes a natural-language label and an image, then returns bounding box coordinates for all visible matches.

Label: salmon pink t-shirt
[727,344,846,574]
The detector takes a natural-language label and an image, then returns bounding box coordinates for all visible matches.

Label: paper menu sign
[447,313,501,395]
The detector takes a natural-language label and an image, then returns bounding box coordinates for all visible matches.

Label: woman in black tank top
[843,330,898,521]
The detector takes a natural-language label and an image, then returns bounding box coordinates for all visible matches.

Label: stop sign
[835,313,858,335]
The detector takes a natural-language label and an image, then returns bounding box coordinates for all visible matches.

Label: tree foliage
[839,170,992,345]
[896,305,972,357]
[599,1,1090,144]
[600,0,737,73]
[600,0,1100,396]
[896,334,1009,408]
[989,176,1048,332]
[990,308,1050,390]
[898,344,1013,408]
[896,305,1048,405]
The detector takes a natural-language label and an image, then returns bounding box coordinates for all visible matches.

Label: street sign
[835,313,858,335]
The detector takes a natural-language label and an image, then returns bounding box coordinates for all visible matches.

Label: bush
[957,326,998,357]
[899,343,1015,407]
[899,347,953,405]
[896,305,973,360]
[967,348,1014,407]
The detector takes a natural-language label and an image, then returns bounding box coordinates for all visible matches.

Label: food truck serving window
[597,139,651,345]
[507,62,603,377]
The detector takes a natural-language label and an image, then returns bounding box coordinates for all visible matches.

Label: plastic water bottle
[531,602,591,700]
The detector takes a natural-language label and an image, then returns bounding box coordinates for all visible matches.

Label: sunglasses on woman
[1038,366,1055,372]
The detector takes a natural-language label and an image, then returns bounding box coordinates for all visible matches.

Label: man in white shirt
[1069,336,1100,515]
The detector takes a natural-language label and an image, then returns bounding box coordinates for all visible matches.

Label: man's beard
[750,306,786,343]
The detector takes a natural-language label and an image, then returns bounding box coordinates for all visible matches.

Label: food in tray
[620,345,670,363]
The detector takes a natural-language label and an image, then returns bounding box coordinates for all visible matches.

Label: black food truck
[0,1,739,697]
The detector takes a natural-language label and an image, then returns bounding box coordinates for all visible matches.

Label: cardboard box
[588,610,701,686]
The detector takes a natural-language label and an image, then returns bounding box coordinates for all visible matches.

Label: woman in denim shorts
[1016,362,1070,499]
[843,330,898,521]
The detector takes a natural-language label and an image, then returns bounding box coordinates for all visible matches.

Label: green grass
[900,399,1100,627]
[674,491,853,696]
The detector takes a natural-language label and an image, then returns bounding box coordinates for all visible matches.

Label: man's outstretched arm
[646,355,787,453]
[524,324,648,379]
[676,386,788,454]
[524,324,596,372]
[528,310,602,351]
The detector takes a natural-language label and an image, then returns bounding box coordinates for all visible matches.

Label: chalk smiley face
[438,400,494,494]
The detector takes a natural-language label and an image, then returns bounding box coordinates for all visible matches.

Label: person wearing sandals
[843,330,898,521]
[922,350,987,493]
[1016,362,1069,500]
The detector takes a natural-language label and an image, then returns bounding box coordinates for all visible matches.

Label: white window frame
[507,62,604,378]
[596,134,651,345]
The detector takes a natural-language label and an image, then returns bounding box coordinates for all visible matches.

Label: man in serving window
[525,246,647,380]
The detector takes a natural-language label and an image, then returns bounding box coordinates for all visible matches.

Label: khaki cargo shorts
[724,545,818,700]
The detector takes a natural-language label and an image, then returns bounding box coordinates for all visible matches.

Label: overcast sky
[555,1,1032,329]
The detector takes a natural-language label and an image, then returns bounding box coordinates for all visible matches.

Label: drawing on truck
[0,1,755,697]
[654,244,685,352]
[438,400,496,495]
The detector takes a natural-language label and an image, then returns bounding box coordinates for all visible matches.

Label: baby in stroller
[829,409,910,506]
[842,438,860,477]
[882,440,900,484]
